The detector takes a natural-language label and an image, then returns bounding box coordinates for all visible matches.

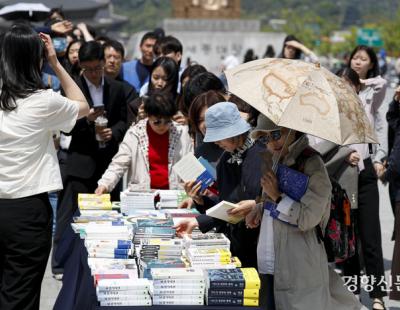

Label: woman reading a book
[95,92,192,193]
[175,101,264,268]
[245,114,361,310]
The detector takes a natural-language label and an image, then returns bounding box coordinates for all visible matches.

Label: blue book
[116,240,132,249]
[137,218,174,228]
[276,164,309,202]
[173,153,216,192]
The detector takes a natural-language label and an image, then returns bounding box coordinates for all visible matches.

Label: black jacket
[65,76,127,181]
[196,142,264,267]
[384,99,400,202]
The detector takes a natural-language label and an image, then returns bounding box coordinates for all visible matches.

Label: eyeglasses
[149,118,172,126]
[81,66,104,73]
[258,129,282,144]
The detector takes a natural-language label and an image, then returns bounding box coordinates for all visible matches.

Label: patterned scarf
[227,134,255,165]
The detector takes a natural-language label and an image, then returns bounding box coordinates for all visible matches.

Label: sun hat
[250,113,281,140]
[203,101,251,143]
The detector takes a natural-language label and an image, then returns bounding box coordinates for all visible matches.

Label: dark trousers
[259,274,275,310]
[390,202,400,300]
[0,193,52,310]
[52,176,96,274]
[343,158,386,298]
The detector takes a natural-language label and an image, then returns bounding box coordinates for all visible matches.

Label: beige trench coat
[98,119,193,191]
[258,135,362,310]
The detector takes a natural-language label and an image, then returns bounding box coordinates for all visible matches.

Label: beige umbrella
[225,58,378,145]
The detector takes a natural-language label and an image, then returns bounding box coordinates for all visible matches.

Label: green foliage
[111,0,400,55]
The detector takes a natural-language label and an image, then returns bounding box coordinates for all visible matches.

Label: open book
[206,201,244,224]
[172,153,216,192]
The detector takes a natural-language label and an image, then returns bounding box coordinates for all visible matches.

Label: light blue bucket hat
[203,101,251,143]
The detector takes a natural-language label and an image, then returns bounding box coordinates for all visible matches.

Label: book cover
[241,268,261,290]
[207,297,259,306]
[276,163,309,202]
[99,300,151,306]
[207,288,259,298]
[153,288,205,295]
[151,268,204,280]
[172,153,215,192]
[97,278,150,291]
[206,269,245,289]
[97,294,151,302]
[137,218,174,228]
[205,201,244,224]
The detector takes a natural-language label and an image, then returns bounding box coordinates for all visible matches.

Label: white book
[99,300,151,306]
[153,297,204,306]
[96,289,148,296]
[172,153,206,182]
[153,283,206,290]
[151,268,204,280]
[97,294,151,302]
[205,200,244,224]
[153,278,205,286]
[153,288,205,295]
[97,278,150,291]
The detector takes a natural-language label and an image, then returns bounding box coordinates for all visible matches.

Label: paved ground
[39,88,400,309]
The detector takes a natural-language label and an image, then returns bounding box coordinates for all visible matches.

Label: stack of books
[183,233,231,250]
[138,238,185,278]
[155,190,188,209]
[120,190,155,214]
[78,193,112,210]
[133,217,176,246]
[96,278,152,306]
[205,268,261,307]
[74,210,122,223]
[184,247,240,269]
[150,268,205,305]
[85,238,133,259]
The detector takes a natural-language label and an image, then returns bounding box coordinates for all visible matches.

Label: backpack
[294,147,356,263]
[322,178,356,263]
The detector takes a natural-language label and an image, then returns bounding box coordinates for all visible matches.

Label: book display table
[54,232,262,310]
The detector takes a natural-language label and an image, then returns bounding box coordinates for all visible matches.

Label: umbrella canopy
[225,58,378,146]
[0,3,50,21]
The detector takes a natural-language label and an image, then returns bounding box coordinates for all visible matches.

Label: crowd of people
[1,7,400,310]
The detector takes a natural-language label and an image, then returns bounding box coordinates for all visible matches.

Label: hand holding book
[260,171,282,203]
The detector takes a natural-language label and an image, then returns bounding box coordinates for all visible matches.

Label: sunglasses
[258,129,282,144]
[149,118,172,126]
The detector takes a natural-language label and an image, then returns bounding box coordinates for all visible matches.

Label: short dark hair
[180,64,207,86]
[159,35,183,55]
[348,45,380,78]
[182,72,225,116]
[0,24,45,111]
[79,41,104,63]
[95,35,111,44]
[140,32,158,46]
[148,56,179,98]
[103,40,125,59]
[144,92,177,118]
[189,90,225,132]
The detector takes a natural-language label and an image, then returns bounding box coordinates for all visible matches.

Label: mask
[52,37,67,53]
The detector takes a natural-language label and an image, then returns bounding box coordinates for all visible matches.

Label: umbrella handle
[272,129,292,172]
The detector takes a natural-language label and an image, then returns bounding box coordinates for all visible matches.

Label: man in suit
[52,41,128,275]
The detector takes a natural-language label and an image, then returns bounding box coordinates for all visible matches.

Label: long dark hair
[0,24,45,111]
[279,35,302,60]
[148,56,179,98]
[63,39,83,79]
[348,45,379,78]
